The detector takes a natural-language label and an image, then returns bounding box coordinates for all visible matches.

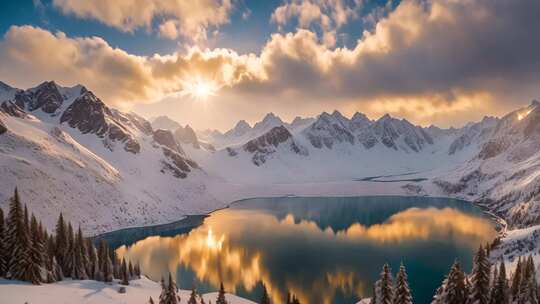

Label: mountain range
[2,80,540,236]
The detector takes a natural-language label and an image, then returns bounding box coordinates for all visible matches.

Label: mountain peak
[235,119,251,129]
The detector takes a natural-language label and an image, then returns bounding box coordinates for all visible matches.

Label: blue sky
[0,0,396,55]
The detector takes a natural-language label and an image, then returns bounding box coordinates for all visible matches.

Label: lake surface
[102,196,497,304]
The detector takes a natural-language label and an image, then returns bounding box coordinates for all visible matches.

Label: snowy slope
[0,277,256,304]
[0,81,222,234]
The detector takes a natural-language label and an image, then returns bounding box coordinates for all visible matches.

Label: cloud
[52,0,233,42]
[2,0,540,130]
[271,0,362,46]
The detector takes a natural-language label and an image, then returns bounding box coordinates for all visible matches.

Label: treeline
[150,277,302,304]
[370,246,539,304]
[0,188,140,285]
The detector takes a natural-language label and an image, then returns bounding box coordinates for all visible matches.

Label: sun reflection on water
[116,207,495,304]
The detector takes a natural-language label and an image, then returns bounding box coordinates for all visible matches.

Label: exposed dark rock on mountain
[305,111,355,149]
[153,129,184,154]
[0,101,27,118]
[21,81,64,113]
[160,147,198,179]
[60,91,140,153]
[174,125,200,149]
[0,117,6,134]
[242,126,307,166]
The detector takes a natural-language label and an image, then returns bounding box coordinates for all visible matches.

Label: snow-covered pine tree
[0,208,7,277]
[149,296,155,304]
[26,214,44,284]
[216,282,228,304]
[393,263,412,304]
[97,240,108,281]
[518,255,538,304]
[134,262,141,278]
[120,258,129,285]
[469,246,490,304]
[432,260,467,304]
[71,227,87,280]
[511,257,523,301]
[111,250,120,279]
[86,239,99,280]
[64,222,77,278]
[23,205,29,232]
[260,283,271,304]
[375,263,394,304]
[128,260,134,279]
[371,283,378,304]
[6,188,31,281]
[159,277,167,304]
[188,286,198,304]
[167,272,179,304]
[489,260,509,304]
[54,213,68,276]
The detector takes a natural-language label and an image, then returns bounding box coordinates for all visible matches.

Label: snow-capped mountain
[0,81,219,233]
[433,100,540,229]
[227,126,308,166]
[151,115,182,131]
[4,79,540,242]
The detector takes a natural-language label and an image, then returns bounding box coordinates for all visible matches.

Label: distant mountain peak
[151,115,181,131]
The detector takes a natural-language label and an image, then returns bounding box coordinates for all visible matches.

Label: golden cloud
[52,0,233,42]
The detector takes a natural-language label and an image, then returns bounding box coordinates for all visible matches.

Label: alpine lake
[95,196,498,304]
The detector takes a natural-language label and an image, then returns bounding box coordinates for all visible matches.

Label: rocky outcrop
[0,117,6,134]
[372,114,433,152]
[160,148,198,178]
[174,125,200,149]
[242,126,307,166]
[60,91,140,153]
[153,129,184,154]
[17,81,64,113]
[305,111,355,149]
[0,101,26,118]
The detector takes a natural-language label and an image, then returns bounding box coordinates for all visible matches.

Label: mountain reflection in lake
[112,196,497,304]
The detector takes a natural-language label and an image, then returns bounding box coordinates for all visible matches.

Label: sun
[181,78,218,101]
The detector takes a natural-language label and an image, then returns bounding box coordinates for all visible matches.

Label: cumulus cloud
[271,0,362,46]
[52,0,233,42]
[0,25,260,107]
[2,0,540,130]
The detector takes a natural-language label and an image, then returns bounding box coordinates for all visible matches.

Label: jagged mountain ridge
[3,79,540,236]
[0,81,217,233]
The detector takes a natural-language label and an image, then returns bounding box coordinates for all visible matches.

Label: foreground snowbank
[0,277,256,304]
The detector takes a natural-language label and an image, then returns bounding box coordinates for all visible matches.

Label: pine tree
[490,260,509,304]
[167,273,179,304]
[149,297,155,304]
[26,214,44,284]
[86,239,99,280]
[128,260,134,279]
[393,263,412,304]
[511,257,523,301]
[134,262,141,278]
[432,260,467,304]
[120,258,129,285]
[188,286,198,304]
[469,246,490,304]
[0,208,7,277]
[54,213,68,276]
[375,263,393,304]
[75,227,88,279]
[216,282,228,304]
[159,277,167,304]
[260,283,271,304]
[6,188,31,281]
